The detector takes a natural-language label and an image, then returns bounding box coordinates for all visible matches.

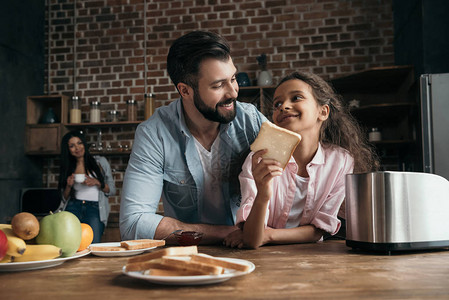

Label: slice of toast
[89,246,127,252]
[126,256,211,275]
[251,121,302,169]
[120,239,166,250]
[145,268,204,276]
[125,258,175,272]
[127,246,198,264]
[161,256,223,275]
[190,253,251,272]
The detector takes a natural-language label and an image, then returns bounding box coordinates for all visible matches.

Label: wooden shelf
[370,139,416,145]
[64,121,141,128]
[25,94,141,155]
[90,150,132,156]
[331,66,420,171]
[26,95,69,125]
[237,86,276,117]
[350,102,416,110]
[350,103,417,127]
[331,65,414,93]
[25,124,68,155]
[25,95,70,155]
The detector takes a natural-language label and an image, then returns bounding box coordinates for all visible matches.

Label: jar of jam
[174,231,203,246]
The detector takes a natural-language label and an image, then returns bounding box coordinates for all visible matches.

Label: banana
[0,224,12,230]
[0,255,14,263]
[0,228,26,257]
[13,244,62,262]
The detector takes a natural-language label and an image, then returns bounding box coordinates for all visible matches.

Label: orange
[77,223,94,251]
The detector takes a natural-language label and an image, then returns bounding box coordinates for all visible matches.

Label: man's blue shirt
[120,98,266,239]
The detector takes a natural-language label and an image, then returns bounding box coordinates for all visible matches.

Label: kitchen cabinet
[330,65,419,171]
[25,124,68,155]
[25,94,141,156]
[25,95,69,155]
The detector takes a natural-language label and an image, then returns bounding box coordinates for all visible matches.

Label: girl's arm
[242,150,282,249]
[242,194,270,249]
[263,225,324,245]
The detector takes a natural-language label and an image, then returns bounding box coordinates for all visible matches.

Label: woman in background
[59,131,115,243]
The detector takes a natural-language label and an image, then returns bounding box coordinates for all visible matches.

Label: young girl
[59,131,116,243]
[225,71,378,249]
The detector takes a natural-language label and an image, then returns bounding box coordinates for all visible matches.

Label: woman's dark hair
[276,71,380,173]
[58,130,105,191]
[167,30,231,90]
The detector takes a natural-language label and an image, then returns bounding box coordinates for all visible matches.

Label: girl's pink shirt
[236,143,354,235]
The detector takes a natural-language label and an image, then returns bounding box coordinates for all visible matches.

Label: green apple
[36,211,82,257]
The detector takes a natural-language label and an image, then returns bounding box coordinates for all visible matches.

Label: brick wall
[44,0,395,214]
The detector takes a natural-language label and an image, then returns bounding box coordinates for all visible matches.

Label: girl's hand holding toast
[252,149,283,202]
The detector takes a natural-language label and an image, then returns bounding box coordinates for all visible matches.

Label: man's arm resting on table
[154,216,238,245]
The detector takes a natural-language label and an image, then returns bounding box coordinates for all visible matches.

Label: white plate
[122,257,255,285]
[0,249,91,272]
[89,242,158,257]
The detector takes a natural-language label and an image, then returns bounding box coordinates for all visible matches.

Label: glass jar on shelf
[127,99,137,121]
[90,101,101,123]
[107,110,118,122]
[144,93,155,120]
[369,128,382,142]
[70,96,81,123]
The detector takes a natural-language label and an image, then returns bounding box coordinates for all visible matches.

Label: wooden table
[2,240,449,299]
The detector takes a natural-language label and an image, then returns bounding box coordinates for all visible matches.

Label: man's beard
[193,89,237,123]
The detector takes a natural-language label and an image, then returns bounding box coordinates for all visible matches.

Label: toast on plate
[127,245,198,264]
[89,246,126,252]
[190,253,250,272]
[120,239,166,250]
[124,246,252,277]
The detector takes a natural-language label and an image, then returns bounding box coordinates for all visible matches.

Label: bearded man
[120,31,266,243]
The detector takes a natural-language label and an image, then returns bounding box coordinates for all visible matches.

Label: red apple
[0,230,8,260]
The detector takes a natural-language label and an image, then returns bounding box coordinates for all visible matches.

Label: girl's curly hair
[276,71,380,173]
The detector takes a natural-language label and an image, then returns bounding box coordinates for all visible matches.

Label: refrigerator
[420,73,449,180]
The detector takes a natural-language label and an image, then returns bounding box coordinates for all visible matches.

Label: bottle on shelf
[40,107,58,124]
[108,110,118,122]
[97,129,103,151]
[90,101,101,123]
[369,128,382,142]
[144,93,155,120]
[70,96,81,123]
[127,99,137,121]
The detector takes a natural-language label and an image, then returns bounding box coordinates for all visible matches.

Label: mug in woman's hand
[74,174,86,183]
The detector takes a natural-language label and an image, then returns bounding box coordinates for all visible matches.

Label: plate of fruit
[0,211,92,272]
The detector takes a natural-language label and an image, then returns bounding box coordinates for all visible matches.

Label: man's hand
[154,217,238,245]
[223,228,244,248]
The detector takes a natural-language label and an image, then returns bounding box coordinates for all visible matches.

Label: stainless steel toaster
[345,171,449,252]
